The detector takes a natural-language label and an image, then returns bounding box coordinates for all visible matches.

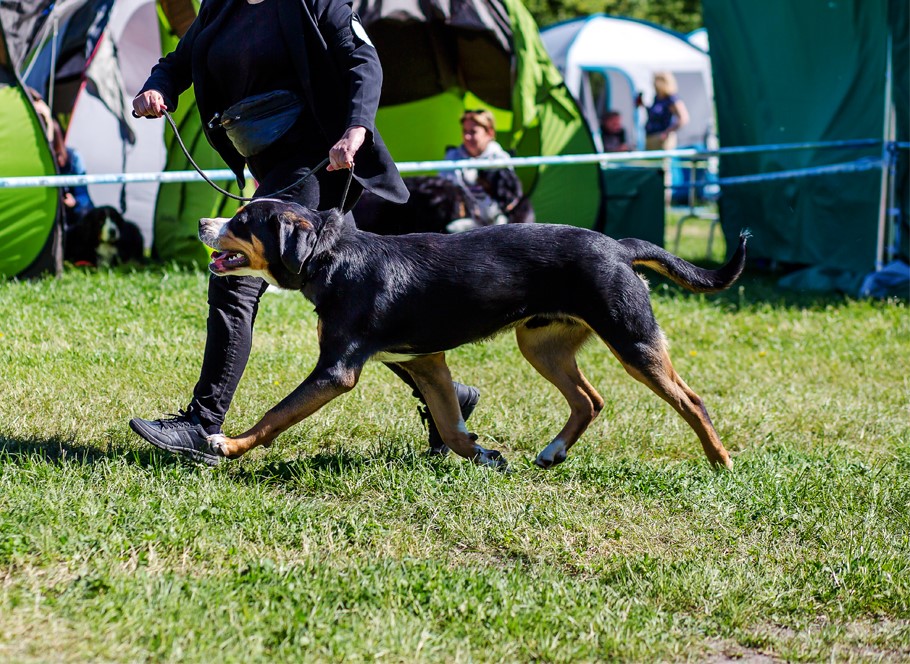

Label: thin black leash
[155,109,353,210]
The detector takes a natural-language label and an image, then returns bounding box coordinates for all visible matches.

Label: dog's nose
[199,217,219,235]
[199,217,228,229]
[199,217,230,244]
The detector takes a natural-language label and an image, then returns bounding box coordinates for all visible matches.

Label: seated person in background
[601,110,630,152]
[440,109,521,233]
[50,119,94,229]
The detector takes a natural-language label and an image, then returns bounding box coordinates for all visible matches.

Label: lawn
[0,218,908,662]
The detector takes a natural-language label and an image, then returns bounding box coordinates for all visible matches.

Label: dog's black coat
[200,200,747,468]
[227,202,742,361]
[64,206,145,266]
[353,169,533,236]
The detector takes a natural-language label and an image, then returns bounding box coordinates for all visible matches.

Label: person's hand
[327,126,367,171]
[62,193,76,208]
[133,90,167,118]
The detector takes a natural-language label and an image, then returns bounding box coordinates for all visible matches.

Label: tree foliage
[524,0,703,34]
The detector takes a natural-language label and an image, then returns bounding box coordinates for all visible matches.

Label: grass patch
[0,223,907,661]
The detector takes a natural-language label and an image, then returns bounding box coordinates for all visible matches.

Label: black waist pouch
[211,90,303,158]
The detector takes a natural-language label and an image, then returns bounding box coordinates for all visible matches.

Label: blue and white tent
[541,15,715,152]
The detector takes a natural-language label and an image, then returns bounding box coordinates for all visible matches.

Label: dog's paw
[534,439,568,469]
[714,456,734,471]
[474,447,510,472]
[206,433,231,458]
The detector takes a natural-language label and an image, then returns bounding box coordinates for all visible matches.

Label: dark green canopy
[704,0,908,273]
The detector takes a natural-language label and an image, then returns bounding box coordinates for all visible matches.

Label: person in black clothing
[600,110,629,153]
[129,0,479,464]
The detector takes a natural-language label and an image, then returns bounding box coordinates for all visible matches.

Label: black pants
[188,140,426,429]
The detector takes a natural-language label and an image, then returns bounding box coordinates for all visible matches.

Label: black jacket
[140,0,408,203]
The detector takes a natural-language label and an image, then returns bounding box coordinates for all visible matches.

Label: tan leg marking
[609,341,732,470]
[398,354,507,469]
[516,322,603,468]
[210,363,361,458]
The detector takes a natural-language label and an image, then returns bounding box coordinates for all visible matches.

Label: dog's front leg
[399,354,508,470]
[210,358,362,459]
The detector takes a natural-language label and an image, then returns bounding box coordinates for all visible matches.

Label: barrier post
[875,34,894,272]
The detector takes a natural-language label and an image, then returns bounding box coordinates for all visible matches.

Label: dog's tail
[619,231,749,293]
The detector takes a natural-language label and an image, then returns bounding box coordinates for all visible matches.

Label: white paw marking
[535,438,567,468]
[207,433,228,456]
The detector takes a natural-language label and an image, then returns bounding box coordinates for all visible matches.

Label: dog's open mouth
[209,250,250,273]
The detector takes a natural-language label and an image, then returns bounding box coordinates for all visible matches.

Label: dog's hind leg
[397,354,507,470]
[602,331,733,470]
[516,320,603,469]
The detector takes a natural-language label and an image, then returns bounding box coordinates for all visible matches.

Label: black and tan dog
[65,206,145,267]
[354,170,534,236]
[199,199,747,470]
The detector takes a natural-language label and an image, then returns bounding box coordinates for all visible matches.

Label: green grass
[0,219,908,661]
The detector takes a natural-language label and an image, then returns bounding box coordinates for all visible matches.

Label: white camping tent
[541,15,715,152]
[17,0,169,248]
[687,27,709,53]
[64,0,166,247]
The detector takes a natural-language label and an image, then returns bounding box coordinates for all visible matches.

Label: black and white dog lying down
[64,206,145,267]
[194,199,748,471]
[354,169,534,235]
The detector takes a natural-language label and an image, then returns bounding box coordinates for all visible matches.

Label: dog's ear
[276,212,317,275]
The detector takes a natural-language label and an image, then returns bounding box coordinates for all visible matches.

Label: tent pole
[886,138,897,265]
[47,14,58,116]
[875,33,893,273]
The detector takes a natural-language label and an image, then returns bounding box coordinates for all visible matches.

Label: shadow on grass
[0,430,457,481]
[0,432,188,468]
[227,443,450,486]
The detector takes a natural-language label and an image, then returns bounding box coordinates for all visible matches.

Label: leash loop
[156,109,350,207]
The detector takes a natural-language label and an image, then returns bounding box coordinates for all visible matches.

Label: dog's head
[199,199,332,287]
[83,206,125,243]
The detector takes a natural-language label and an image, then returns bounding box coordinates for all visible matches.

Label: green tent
[0,0,235,272]
[0,29,60,279]
[703,0,908,274]
[357,0,605,230]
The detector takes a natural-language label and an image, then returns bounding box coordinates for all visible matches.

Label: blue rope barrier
[0,139,895,189]
[672,158,884,190]
[714,157,883,186]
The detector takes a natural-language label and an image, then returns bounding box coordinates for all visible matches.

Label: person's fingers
[132,91,166,118]
[328,145,354,171]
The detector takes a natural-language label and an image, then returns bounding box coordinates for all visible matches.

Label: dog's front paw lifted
[473,446,510,472]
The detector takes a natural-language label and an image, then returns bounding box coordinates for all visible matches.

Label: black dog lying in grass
[354,169,534,235]
[195,199,747,471]
[64,205,145,267]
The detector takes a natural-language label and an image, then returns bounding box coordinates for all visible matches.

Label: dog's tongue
[210,251,248,271]
[209,251,228,270]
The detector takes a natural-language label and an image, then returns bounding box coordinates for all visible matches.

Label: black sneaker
[129,409,222,466]
[423,383,481,455]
